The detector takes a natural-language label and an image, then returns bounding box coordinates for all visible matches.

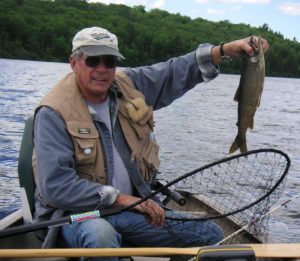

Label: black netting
[155,149,290,245]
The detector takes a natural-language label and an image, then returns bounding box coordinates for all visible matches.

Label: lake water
[0,58,299,242]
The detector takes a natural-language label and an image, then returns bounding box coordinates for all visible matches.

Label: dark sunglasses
[85,55,118,69]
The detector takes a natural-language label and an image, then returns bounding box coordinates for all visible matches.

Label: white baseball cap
[72,27,125,59]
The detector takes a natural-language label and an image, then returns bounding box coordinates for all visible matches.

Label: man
[33,27,269,259]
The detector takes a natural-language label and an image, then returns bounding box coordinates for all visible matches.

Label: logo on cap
[91,33,110,41]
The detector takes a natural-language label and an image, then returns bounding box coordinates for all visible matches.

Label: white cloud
[278,2,300,15]
[152,0,165,9]
[205,8,225,15]
[195,0,271,4]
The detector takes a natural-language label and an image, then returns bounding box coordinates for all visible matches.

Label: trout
[229,36,265,154]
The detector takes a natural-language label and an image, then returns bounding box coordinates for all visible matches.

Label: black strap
[219,42,232,61]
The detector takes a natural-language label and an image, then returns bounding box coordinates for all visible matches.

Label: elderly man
[33,27,269,260]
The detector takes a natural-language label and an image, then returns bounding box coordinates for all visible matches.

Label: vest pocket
[67,122,99,166]
[137,139,160,181]
[73,137,97,165]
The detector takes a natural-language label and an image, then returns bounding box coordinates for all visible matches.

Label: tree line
[1,0,300,78]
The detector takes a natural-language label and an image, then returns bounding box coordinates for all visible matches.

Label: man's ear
[70,56,77,72]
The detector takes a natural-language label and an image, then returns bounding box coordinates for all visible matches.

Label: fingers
[139,199,165,227]
[242,38,257,57]
[113,194,165,227]
[246,36,269,55]
[112,194,165,227]
[261,38,270,53]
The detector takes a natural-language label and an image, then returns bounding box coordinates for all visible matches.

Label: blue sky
[88,0,300,42]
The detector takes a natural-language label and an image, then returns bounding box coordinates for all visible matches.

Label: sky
[88,0,300,42]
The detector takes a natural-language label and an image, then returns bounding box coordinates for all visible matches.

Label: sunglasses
[85,55,118,69]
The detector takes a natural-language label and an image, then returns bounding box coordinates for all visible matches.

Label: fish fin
[233,86,240,102]
[249,118,254,129]
[240,142,248,153]
[257,97,261,107]
[229,138,239,154]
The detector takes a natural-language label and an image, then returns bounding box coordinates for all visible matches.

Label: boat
[2,193,300,260]
[0,185,262,259]
[0,117,299,260]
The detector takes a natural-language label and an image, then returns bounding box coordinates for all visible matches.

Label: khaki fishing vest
[34,70,160,184]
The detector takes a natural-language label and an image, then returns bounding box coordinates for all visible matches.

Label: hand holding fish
[211,36,267,153]
[212,36,269,64]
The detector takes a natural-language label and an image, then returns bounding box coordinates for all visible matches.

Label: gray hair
[70,49,83,60]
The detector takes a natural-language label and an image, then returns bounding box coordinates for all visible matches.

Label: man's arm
[123,44,218,110]
[123,36,269,110]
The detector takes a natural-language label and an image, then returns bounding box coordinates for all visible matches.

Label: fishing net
[155,149,290,247]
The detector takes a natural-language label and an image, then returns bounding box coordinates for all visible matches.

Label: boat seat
[17,116,75,260]
[18,115,35,217]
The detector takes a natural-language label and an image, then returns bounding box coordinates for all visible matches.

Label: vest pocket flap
[67,121,99,139]
[75,137,96,149]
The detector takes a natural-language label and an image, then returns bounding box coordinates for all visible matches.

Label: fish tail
[229,138,239,154]
[229,134,248,154]
[240,141,248,153]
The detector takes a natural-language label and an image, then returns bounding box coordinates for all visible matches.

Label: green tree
[0,0,299,77]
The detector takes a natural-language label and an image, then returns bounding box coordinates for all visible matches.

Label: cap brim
[80,46,125,60]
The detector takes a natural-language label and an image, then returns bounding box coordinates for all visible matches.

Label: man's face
[70,54,117,104]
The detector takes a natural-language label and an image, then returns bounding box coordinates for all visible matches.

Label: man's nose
[95,60,107,70]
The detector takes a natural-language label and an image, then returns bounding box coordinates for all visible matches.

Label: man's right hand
[112,193,165,227]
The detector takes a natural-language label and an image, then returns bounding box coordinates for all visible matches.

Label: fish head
[249,36,263,63]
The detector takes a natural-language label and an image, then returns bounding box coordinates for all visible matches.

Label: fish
[229,36,265,154]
